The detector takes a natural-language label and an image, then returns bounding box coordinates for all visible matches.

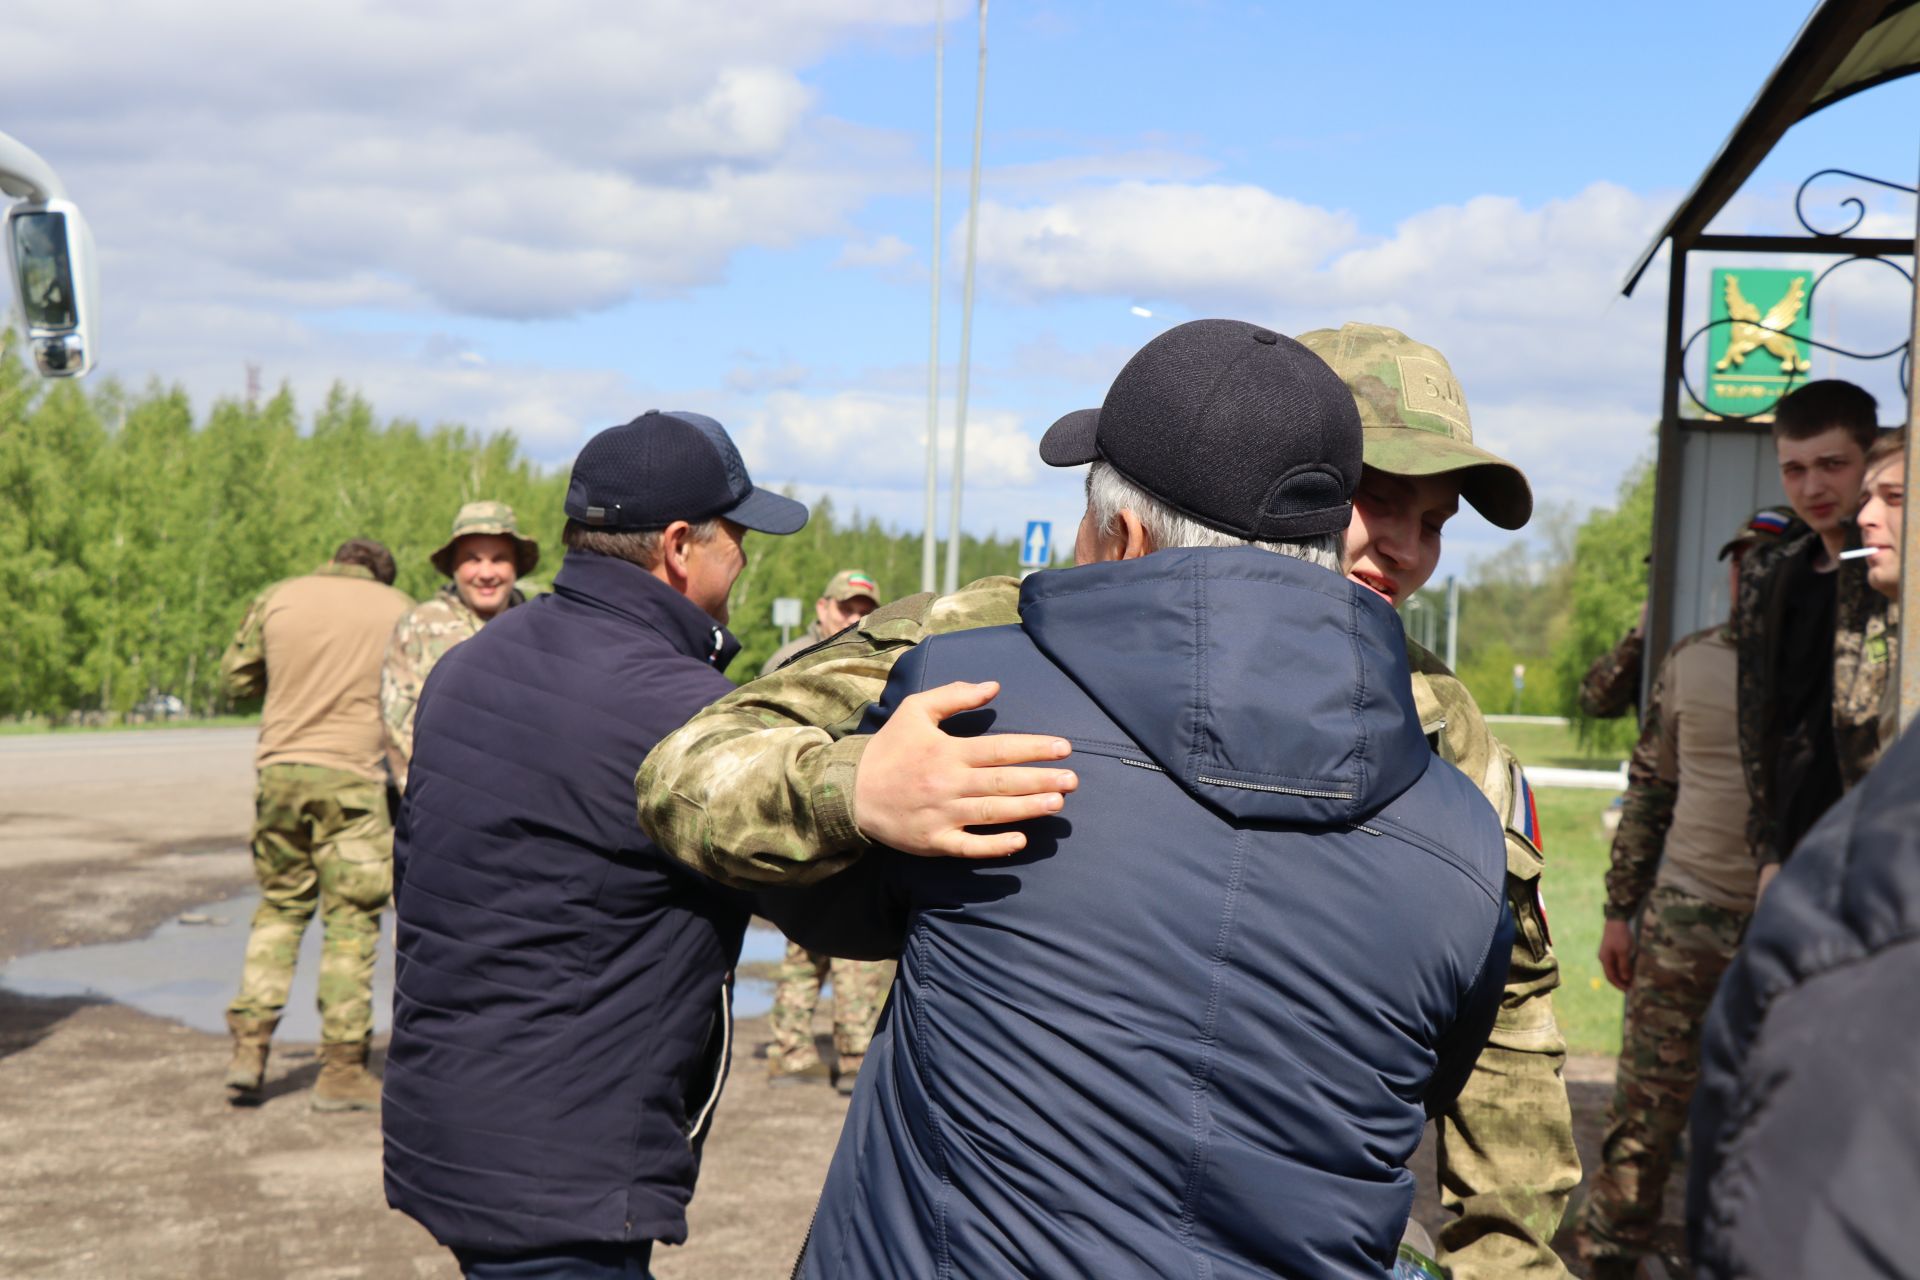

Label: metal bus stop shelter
[1625,0,1920,732]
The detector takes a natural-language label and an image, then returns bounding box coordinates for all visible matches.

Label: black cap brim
[722,486,810,535]
[1038,408,1102,467]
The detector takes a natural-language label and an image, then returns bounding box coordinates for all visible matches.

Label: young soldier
[1735,380,1882,879]
[1835,429,1904,781]
[220,538,414,1109]
[380,501,539,788]
[638,323,1580,1279]
[1579,511,1787,1275]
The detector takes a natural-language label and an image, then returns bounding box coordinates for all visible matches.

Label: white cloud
[972,180,1357,300]
[736,389,1039,492]
[10,1,931,321]
[965,179,1684,535]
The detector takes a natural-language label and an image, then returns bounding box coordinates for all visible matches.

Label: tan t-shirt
[1653,628,1758,912]
[248,569,414,780]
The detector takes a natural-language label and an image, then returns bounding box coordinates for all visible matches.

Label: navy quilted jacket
[383,550,750,1254]
[764,547,1511,1279]
[1688,718,1920,1279]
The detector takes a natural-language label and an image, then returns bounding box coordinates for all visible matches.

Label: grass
[1533,787,1624,1058]
[1488,719,1628,772]
[0,714,259,736]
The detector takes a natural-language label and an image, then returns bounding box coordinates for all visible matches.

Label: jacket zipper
[1120,757,1353,801]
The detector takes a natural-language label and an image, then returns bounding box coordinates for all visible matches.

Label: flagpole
[943,0,987,595]
[920,0,945,594]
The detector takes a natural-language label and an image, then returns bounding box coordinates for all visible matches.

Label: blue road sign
[1021,520,1052,567]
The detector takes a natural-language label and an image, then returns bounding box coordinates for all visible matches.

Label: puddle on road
[0,894,787,1038]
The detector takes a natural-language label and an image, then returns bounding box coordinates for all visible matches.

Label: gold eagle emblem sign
[1715,273,1811,373]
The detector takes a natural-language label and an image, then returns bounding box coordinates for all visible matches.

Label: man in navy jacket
[383,410,807,1278]
[762,321,1512,1278]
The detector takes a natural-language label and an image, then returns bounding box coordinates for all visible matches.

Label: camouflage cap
[429,500,541,578]
[1717,506,1794,560]
[1295,322,1533,530]
[822,569,881,604]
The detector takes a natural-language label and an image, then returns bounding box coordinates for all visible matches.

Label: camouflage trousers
[227,763,393,1045]
[1583,884,1749,1258]
[768,940,893,1071]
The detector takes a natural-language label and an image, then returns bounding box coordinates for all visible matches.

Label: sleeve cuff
[814,736,875,853]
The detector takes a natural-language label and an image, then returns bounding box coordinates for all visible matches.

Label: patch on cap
[844,573,877,596]
[1749,510,1791,537]
[1395,355,1470,434]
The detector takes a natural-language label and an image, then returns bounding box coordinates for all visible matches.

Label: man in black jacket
[759,321,1511,1278]
[1687,713,1918,1278]
[382,411,807,1279]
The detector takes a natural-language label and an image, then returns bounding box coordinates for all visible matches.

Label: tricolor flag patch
[1510,761,1543,853]
[1749,510,1791,537]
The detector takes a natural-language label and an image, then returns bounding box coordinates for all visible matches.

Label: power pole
[919,0,946,594]
[943,0,988,594]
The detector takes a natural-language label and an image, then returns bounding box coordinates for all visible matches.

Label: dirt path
[0,730,1644,1277]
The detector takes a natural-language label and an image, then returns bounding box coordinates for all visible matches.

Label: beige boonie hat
[822,569,882,604]
[1296,323,1533,530]
[430,500,541,578]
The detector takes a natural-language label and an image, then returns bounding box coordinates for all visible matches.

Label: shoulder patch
[1509,760,1543,854]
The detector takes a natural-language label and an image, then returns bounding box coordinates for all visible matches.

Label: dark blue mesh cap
[564,410,809,535]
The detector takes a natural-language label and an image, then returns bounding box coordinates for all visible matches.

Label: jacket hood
[1018,546,1427,825]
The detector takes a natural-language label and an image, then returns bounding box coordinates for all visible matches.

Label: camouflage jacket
[638,572,1580,1277]
[1577,621,1643,721]
[1604,626,1731,921]
[380,583,524,785]
[1735,523,1888,865]
[1833,601,1898,792]
[761,622,828,677]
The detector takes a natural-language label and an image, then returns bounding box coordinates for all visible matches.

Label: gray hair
[561,517,721,571]
[1084,461,1344,571]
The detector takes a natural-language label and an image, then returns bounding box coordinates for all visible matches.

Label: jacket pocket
[682,979,733,1147]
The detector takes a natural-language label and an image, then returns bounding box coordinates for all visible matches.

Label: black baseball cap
[1039,319,1362,540]
[564,410,809,535]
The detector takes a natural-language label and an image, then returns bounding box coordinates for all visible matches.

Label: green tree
[1553,454,1655,753]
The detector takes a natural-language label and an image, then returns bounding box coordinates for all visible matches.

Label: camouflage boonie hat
[1296,323,1533,530]
[429,501,541,578]
[822,569,881,604]
[1717,507,1793,560]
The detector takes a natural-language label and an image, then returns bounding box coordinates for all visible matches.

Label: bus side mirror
[6,198,97,378]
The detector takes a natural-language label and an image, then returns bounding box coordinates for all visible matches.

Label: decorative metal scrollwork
[1794,168,1918,237]
[1678,253,1913,421]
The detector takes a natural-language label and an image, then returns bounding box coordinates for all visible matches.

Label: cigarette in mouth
[1838,547,1882,560]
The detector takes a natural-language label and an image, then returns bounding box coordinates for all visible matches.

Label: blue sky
[8,0,1917,573]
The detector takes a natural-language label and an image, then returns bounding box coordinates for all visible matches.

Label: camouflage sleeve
[218,587,272,702]
[1576,622,1644,720]
[1411,660,1579,1277]
[1735,546,1785,867]
[635,576,1023,888]
[380,611,425,786]
[1604,649,1679,920]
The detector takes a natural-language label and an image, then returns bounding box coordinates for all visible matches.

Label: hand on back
[852,681,1077,859]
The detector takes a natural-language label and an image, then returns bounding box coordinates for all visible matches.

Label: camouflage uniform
[228,763,395,1042]
[1589,888,1747,1259]
[1578,622,1644,721]
[1585,625,1754,1261]
[768,942,895,1073]
[381,500,537,786]
[1832,601,1898,791]
[381,582,523,784]
[221,562,405,1045]
[638,579,1581,1279]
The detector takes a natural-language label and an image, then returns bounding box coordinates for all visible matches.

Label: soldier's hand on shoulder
[853,681,1077,859]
